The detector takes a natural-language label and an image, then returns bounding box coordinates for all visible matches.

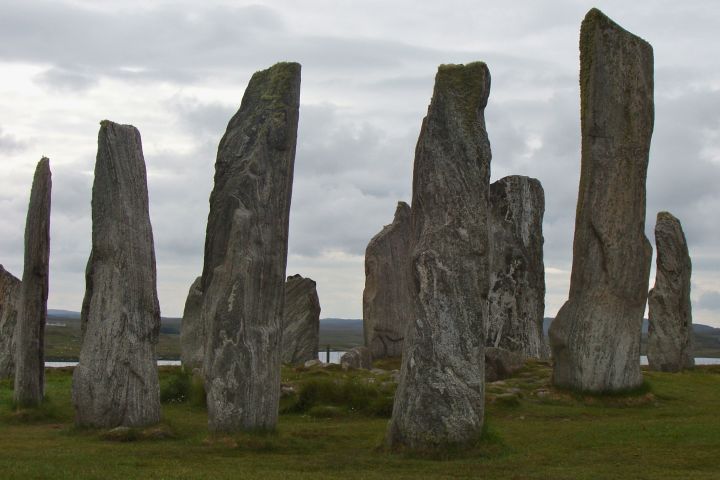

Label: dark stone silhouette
[201,62,301,432]
[14,157,51,406]
[549,9,654,392]
[282,274,320,364]
[72,121,161,427]
[0,266,21,379]
[387,62,491,450]
[180,277,203,371]
[363,201,412,359]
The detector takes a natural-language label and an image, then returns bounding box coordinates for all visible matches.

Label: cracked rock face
[647,212,694,372]
[387,62,491,450]
[201,62,300,433]
[282,274,320,364]
[0,266,21,379]
[72,121,161,427]
[180,277,204,371]
[488,176,548,359]
[549,9,654,393]
[363,201,412,359]
[14,157,51,407]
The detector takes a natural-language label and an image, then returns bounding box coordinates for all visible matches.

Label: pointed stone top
[36,156,50,171]
[657,211,680,224]
[287,273,316,286]
[393,201,411,221]
[581,7,651,49]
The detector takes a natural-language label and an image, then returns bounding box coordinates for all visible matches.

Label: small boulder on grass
[340,346,372,370]
[485,347,525,382]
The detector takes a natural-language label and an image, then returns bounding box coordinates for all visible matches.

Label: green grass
[1,362,719,479]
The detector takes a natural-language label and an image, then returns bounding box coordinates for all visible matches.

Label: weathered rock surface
[647,212,694,372]
[201,62,301,432]
[72,121,161,427]
[14,157,51,406]
[363,201,412,359]
[282,274,320,364]
[485,347,525,382]
[549,9,654,392]
[180,276,204,371]
[0,266,21,379]
[387,62,491,450]
[340,346,372,370]
[488,176,548,359]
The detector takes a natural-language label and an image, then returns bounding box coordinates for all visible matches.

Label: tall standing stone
[180,276,203,371]
[647,212,694,372]
[549,9,654,392]
[72,121,161,427]
[282,274,320,364]
[201,62,300,432]
[387,62,491,450]
[14,158,51,406]
[363,201,412,359]
[488,176,548,358]
[0,266,21,379]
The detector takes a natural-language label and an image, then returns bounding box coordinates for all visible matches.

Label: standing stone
[387,62,491,450]
[340,346,372,370]
[363,201,412,359]
[0,266,21,379]
[647,212,694,372]
[14,158,51,406]
[72,121,161,427]
[201,62,300,432]
[549,9,654,392]
[488,176,548,359]
[180,277,203,371]
[282,274,320,364]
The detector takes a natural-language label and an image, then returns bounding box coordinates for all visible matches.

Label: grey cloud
[0,127,26,153]
[34,65,98,92]
[697,291,720,311]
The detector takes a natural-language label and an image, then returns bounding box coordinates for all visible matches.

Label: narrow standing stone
[0,266,21,379]
[14,158,51,406]
[201,62,300,432]
[72,121,161,427]
[363,201,412,359]
[647,212,694,372]
[282,274,320,364]
[180,276,203,371]
[488,176,548,358]
[549,9,654,392]
[387,62,491,450]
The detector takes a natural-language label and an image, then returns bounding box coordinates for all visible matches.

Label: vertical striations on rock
[363,201,412,359]
[0,266,21,379]
[549,8,654,392]
[180,276,204,371]
[647,212,694,372]
[282,274,320,364]
[488,176,548,359]
[201,62,301,432]
[72,121,161,427]
[387,62,491,450]
[14,157,51,406]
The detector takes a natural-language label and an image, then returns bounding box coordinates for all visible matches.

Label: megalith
[387,62,491,450]
[488,176,548,359]
[363,201,412,359]
[549,9,654,392]
[0,266,21,379]
[647,212,694,372]
[180,276,203,371]
[201,62,300,432]
[14,157,51,406]
[282,274,320,364]
[72,121,161,427]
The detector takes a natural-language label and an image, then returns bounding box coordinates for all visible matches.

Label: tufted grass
[0,362,718,479]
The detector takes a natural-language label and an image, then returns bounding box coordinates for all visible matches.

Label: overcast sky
[0,0,718,326]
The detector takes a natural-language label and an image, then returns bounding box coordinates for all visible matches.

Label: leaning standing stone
[0,266,21,379]
[180,276,203,371]
[72,121,161,427]
[201,62,300,432]
[387,62,491,450]
[14,158,51,406]
[647,212,694,372]
[488,176,548,359]
[363,201,412,359]
[282,274,320,364]
[549,8,654,392]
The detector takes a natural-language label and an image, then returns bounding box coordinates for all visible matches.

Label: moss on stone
[435,61,489,130]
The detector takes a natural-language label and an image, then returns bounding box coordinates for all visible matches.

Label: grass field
[1,360,719,479]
